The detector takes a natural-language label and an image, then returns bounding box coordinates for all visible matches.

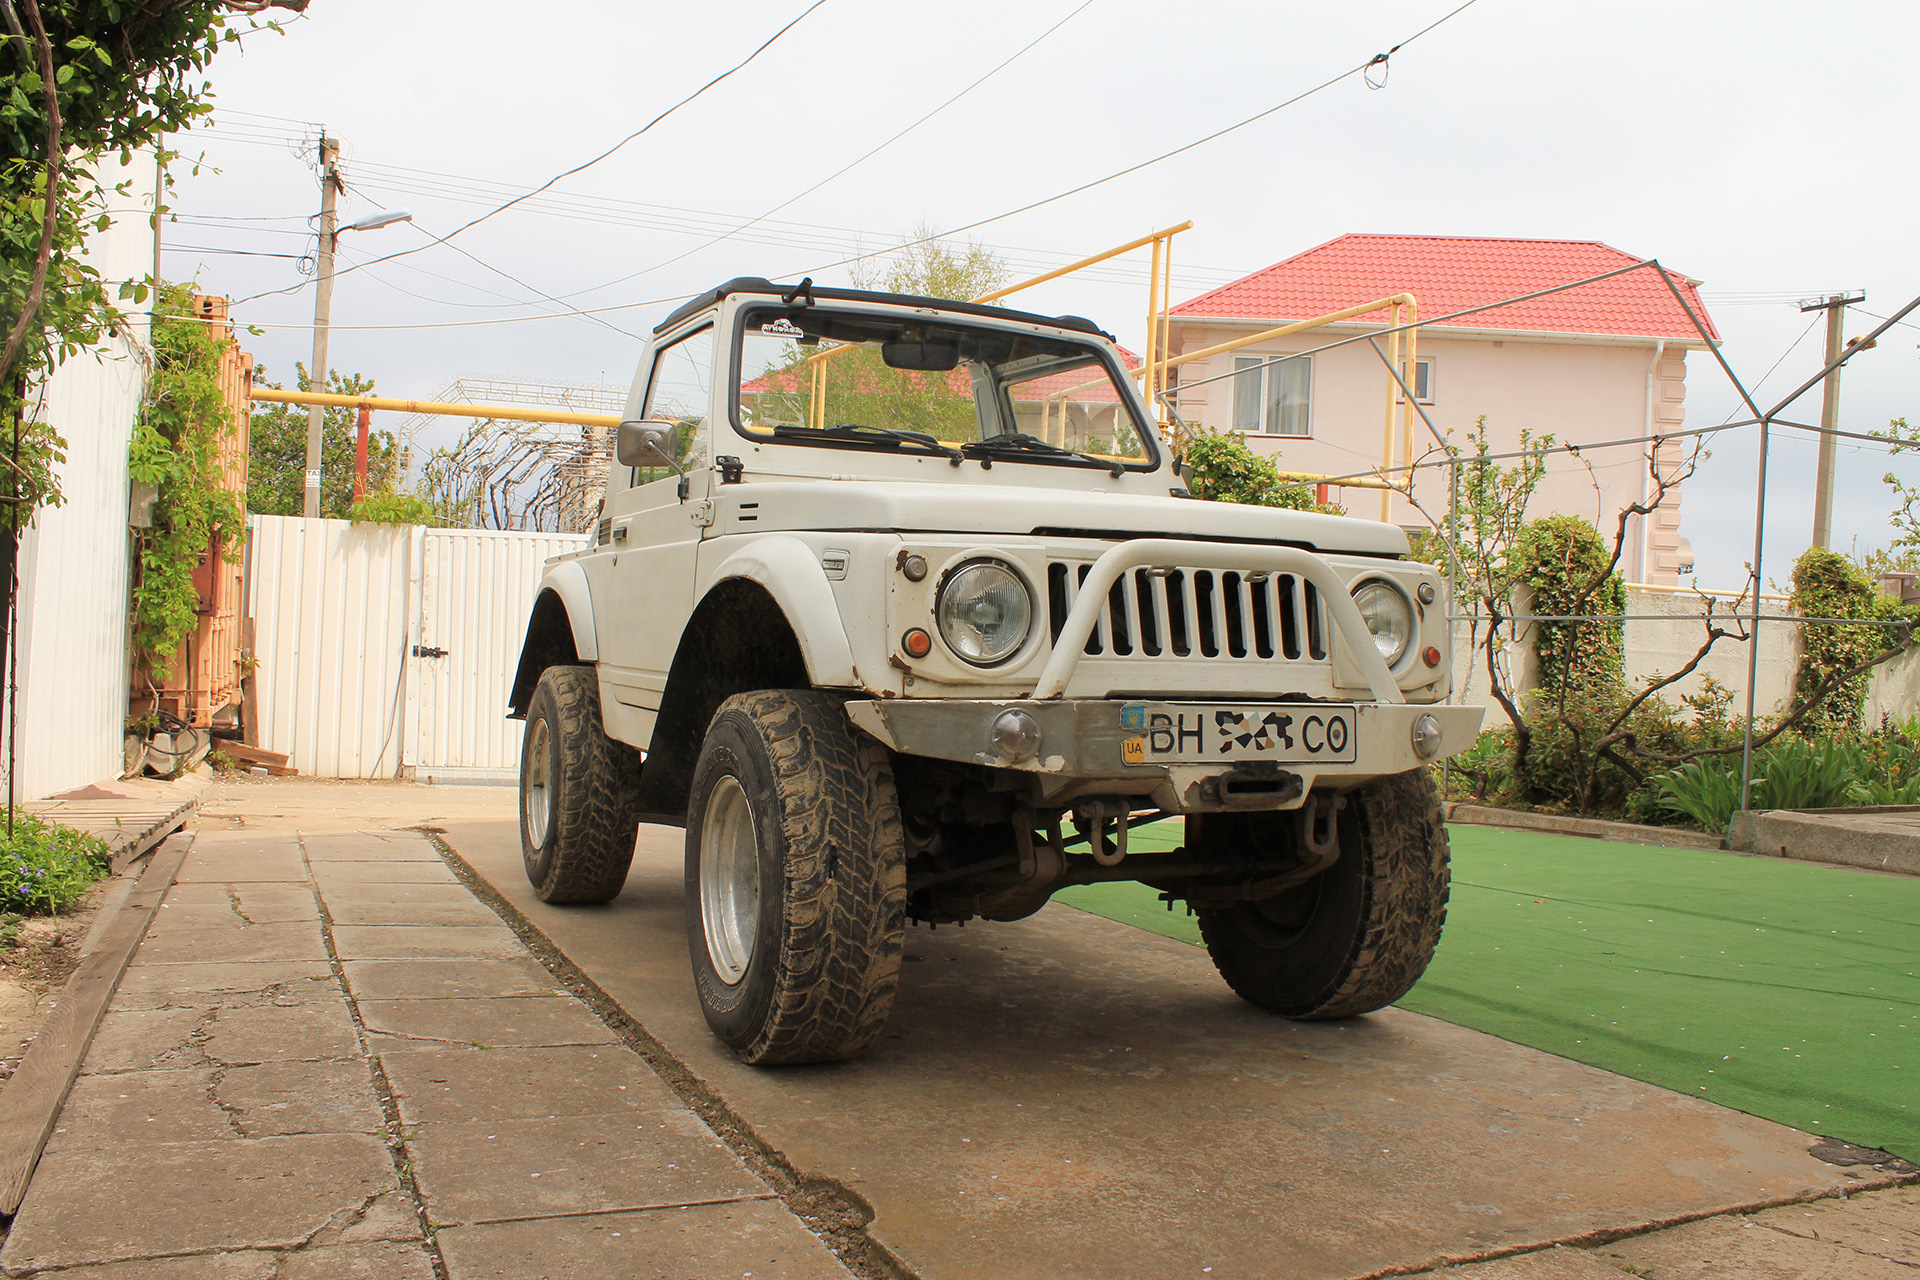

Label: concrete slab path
[0,786,855,1280]
[4,777,1914,1280]
[441,810,1916,1280]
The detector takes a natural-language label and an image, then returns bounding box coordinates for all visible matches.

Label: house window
[1397,357,1435,403]
[1232,354,1311,436]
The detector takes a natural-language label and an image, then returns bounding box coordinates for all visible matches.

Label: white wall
[4,151,158,800]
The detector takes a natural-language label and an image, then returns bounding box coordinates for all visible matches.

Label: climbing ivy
[127,283,244,677]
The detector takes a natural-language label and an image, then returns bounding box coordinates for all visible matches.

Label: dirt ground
[0,888,105,1082]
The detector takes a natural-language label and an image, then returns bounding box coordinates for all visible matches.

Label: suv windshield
[733,304,1157,469]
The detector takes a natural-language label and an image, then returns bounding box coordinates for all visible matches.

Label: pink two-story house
[1164,234,1721,586]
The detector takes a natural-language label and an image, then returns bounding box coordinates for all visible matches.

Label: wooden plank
[219,741,289,768]
[0,831,195,1214]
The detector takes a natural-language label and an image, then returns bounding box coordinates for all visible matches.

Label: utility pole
[1803,290,1865,550]
[304,134,341,520]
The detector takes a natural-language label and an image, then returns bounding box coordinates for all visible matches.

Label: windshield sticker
[760,318,806,338]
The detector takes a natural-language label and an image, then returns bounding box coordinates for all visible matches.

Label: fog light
[1411,713,1443,760]
[991,709,1041,761]
[902,628,933,659]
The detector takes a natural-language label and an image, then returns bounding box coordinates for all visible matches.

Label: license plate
[1118,703,1357,765]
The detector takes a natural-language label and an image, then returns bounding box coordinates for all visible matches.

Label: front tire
[1196,769,1449,1019]
[684,690,906,1065]
[519,666,641,904]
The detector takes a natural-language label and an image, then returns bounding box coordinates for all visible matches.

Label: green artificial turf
[1055,823,1920,1160]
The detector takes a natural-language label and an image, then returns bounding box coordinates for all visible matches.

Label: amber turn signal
[902,628,933,659]
[1423,646,1442,667]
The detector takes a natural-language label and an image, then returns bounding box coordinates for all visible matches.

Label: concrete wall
[1440,586,1920,734]
[1167,321,1698,586]
[3,151,158,800]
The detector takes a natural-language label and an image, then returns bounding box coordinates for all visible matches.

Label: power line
[594,0,1099,293]
[764,0,1484,284]
[229,0,831,307]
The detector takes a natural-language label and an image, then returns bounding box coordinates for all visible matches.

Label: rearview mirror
[881,336,960,371]
[616,420,682,470]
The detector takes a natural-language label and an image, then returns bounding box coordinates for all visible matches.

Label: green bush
[1788,547,1902,736]
[1515,514,1625,701]
[1183,431,1316,510]
[0,815,112,915]
[1646,757,1743,831]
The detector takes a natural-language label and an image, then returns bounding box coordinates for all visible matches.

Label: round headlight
[936,560,1033,666]
[1351,579,1414,667]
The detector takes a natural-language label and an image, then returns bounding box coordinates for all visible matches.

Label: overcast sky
[159,0,1920,588]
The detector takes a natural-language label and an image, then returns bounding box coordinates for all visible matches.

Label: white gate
[247,515,587,779]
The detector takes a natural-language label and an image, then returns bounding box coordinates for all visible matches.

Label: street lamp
[303,133,413,518]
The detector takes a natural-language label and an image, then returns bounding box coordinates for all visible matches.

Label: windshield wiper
[774,422,963,464]
[963,432,1125,476]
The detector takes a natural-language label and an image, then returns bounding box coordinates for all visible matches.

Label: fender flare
[700,536,858,687]
[536,559,599,662]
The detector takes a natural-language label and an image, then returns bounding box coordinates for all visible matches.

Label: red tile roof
[1171,234,1719,342]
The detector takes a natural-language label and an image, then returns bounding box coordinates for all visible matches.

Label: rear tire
[519,666,641,904]
[684,689,906,1065]
[1196,769,1448,1019]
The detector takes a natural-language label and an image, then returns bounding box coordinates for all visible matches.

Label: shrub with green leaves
[1183,431,1317,510]
[1788,547,1904,736]
[0,815,112,916]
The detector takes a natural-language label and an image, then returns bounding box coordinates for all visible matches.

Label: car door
[587,322,716,739]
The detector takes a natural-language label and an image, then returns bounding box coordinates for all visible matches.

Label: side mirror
[616,420,682,471]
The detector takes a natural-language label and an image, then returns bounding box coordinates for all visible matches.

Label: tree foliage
[851,229,1009,302]
[248,363,400,518]
[3,0,300,527]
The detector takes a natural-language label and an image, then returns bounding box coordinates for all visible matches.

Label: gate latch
[412,644,449,659]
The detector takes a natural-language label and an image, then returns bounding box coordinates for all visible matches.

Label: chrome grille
[1046,562,1328,661]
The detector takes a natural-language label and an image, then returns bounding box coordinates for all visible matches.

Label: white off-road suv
[509,277,1483,1065]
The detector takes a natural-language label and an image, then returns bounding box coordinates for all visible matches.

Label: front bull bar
[1030,538,1406,702]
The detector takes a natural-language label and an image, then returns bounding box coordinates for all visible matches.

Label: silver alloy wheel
[524,717,554,848]
[699,774,760,986]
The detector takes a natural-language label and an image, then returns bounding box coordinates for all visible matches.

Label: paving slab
[312,859,462,885]
[302,832,443,862]
[329,924,526,961]
[322,891,503,927]
[156,884,322,922]
[129,920,330,965]
[378,1045,690,1126]
[44,1058,385,1148]
[113,960,338,1005]
[435,1199,855,1280]
[445,816,1875,1280]
[81,991,361,1071]
[0,1133,417,1273]
[1603,1211,1918,1278]
[406,1111,766,1225]
[173,844,310,883]
[341,956,564,1002]
[360,996,618,1049]
[1429,1248,1633,1279]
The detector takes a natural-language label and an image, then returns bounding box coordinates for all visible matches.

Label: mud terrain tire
[519,665,642,903]
[684,689,907,1065]
[1196,768,1449,1019]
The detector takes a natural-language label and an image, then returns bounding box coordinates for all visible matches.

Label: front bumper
[844,698,1485,813]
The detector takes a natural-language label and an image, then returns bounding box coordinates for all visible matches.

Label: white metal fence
[246,515,587,780]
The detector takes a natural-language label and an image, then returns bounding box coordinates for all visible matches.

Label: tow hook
[1074,798,1133,867]
[1299,791,1345,857]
